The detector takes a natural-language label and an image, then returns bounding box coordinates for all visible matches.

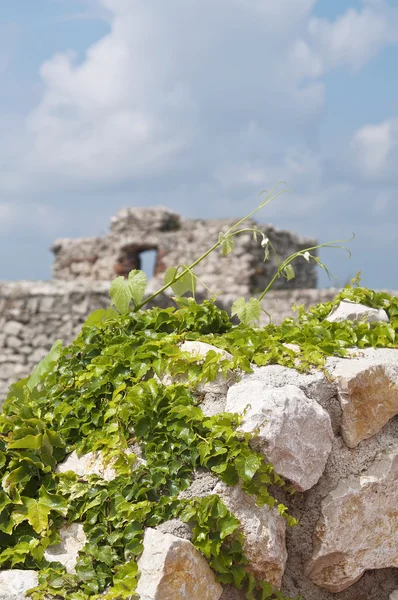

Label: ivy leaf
[14,497,50,533]
[218,233,235,256]
[83,308,118,327]
[235,453,262,482]
[164,266,196,296]
[110,276,132,314]
[128,270,147,306]
[38,486,68,516]
[218,515,240,539]
[284,264,295,281]
[231,297,261,326]
[8,433,43,450]
[27,339,62,391]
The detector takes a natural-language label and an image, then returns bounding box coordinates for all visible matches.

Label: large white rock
[56,450,118,481]
[213,482,287,588]
[225,380,333,491]
[0,570,38,599]
[306,450,398,592]
[326,347,398,447]
[44,523,86,574]
[136,528,222,600]
[56,446,144,481]
[390,592,398,600]
[325,300,389,324]
[161,341,235,394]
[233,364,335,406]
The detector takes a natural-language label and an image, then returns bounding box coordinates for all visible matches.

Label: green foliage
[110,270,147,313]
[27,340,63,392]
[164,266,196,296]
[0,187,361,599]
[283,264,295,282]
[218,232,235,256]
[1,283,398,599]
[231,297,262,326]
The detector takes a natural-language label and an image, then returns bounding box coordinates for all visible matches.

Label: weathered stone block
[226,376,333,490]
[306,450,398,592]
[136,528,223,600]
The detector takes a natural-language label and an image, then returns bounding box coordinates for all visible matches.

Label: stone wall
[4,301,398,599]
[51,207,318,294]
[1,281,398,403]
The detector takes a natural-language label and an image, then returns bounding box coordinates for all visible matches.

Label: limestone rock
[306,450,398,592]
[136,528,223,600]
[0,570,38,599]
[44,523,86,574]
[225,381,333,491]
[56,446,144,481]
[390,592,398,600]
[56,449,118,481]
[233,364,335,406]
[326,347,398,447]
[3,321,24,337]
[325,300,389,324]
[213,482,287,588]
[156,518,193,541]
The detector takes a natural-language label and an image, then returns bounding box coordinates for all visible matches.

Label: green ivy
[1,285,398,599]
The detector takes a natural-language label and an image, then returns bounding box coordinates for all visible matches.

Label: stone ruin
[2,210,398,599]
[51,206,318,296]
[0,205,321,400]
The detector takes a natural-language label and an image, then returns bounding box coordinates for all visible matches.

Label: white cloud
[351,120,393,175]
[290,0,398,78]
[0,0,330,193]
[0,0,398,287]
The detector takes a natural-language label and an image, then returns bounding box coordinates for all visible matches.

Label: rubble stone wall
[51,207,318,294]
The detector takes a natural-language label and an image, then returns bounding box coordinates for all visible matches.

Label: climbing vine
[2,188,398,599]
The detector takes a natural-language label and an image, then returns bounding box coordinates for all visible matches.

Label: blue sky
[1,0,398,289]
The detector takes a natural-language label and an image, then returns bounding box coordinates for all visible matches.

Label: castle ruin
[51,206,318,295]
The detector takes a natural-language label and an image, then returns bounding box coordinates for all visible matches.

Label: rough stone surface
[156,519,193,541]
[52,207,317,294]
[213,482,287,588]
[199,392,228,417]
[0,570,39,599]
[326,348,398,447]
[306,450,398,592]
[390,592,398,600]
[44,523,86,574]
[56,450,117,481]
[219,586,246,600]
[325,300,389,324]
[56,446,144,481]
[179,469,219,500]
[226,380,333,491]
[279,416,398,600]
[136,528,223,600]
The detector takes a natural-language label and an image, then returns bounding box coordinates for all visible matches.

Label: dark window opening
[114,244,164,279]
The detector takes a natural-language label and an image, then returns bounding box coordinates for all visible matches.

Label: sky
[1,0,398,289]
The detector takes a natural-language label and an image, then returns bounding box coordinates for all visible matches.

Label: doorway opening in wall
[114,244,160,280]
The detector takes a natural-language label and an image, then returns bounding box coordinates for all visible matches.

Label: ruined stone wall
[52,207,318,294]
[1,281,398,403]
